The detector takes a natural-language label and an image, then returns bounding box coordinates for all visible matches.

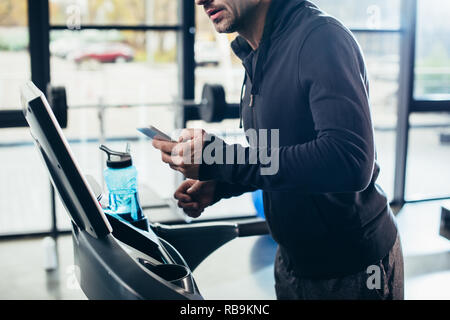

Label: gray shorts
[274,235,404,300]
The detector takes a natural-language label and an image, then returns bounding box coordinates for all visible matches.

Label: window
[0,0,54,235]
[406,114,450,200]
[49,28,181,229]
[48,1,182,230]
[0,0,30,110]
[0,141,53,235]
[313,0,401,29]
[49,0,178,26]
[405,0,450,200]
[50,29,179,138]
[1,0,184,236]
[415,0,450,99]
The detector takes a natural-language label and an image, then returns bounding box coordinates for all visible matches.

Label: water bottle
[100,144,147,230]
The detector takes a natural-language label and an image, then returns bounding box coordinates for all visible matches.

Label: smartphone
[137,126,175,142]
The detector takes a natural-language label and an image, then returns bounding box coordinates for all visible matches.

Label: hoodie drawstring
[239,73,247,128]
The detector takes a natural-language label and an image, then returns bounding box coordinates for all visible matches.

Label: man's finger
[178,201,199,210]
[179,129,195,143]
[162,152,184,166]
[184,208,203,218]
[174,187,193,202]
[152,139,177,154]
[174,180,196,202]
[179,128,204,143]
[187,182,203,195]
[161,152,173,165]
[174,192,192,203]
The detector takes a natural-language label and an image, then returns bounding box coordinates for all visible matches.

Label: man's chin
[212,18,236,33]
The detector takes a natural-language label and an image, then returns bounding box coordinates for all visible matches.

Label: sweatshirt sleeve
[212,181,258,202]
[199,23,376,194]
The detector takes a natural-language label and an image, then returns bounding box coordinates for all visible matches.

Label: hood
[232,0,310,128]
[231,0,309,61]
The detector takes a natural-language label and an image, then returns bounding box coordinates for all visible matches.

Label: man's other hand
[174,179,217,218]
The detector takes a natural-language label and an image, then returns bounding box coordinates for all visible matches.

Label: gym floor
[0,200,449,300]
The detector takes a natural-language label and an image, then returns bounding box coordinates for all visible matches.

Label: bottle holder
[138,259,195,293]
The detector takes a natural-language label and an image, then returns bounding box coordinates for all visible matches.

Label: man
[153,0,404,300]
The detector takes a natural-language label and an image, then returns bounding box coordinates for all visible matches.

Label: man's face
[195,0,260,33]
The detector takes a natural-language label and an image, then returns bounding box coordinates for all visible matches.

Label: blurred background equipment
[440,204,450,240]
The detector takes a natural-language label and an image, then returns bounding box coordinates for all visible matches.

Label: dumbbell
[54,83,240,124]
[195,84,240,123]
[0,83,238,129]
[46,85,68,128]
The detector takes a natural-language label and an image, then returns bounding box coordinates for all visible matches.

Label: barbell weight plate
[200,84,227,123]
[47,85,68,129]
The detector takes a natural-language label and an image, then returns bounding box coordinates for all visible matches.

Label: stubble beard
[213,13,240,34]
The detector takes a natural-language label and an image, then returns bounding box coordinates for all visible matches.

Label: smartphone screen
[137,126,175,142]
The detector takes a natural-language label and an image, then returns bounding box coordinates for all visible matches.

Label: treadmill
[20,82,269,300]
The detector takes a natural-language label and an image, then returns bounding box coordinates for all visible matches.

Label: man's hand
[152,128,206,179]
[174,179,217,218]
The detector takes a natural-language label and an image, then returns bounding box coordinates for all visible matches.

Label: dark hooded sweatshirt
[199,0,398,278]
